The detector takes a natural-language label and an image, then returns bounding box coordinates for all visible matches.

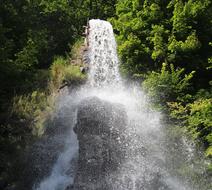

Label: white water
[34,19,207,190]
[87,20,121,87]
[34,97,79,190]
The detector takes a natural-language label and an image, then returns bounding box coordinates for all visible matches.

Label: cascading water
[34,19,210,190]
[87,20,121,87]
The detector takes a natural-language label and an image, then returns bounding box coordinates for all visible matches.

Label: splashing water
[34,19,210,190]
[34,97,79,190]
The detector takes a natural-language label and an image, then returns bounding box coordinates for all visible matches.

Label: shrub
[50,57,67,89]
[187,98,212,157]
[69,38,84,61]
[168,98,212,158]
[142,63,195,109]
[50,56,86,89]
[12,90,54,136]
[12,55,86,136]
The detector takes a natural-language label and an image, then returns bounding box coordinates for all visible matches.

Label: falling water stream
[34,20,210,190]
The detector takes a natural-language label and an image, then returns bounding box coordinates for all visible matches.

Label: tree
[112,0,212,87]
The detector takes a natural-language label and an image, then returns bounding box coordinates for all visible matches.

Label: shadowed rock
[71,97,128,190]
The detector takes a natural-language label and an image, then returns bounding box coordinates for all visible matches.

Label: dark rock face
[72,97,128,190]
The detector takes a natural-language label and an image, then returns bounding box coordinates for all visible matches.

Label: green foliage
[168,98,212,158]
[143,62,211,158]
[188,98,212,146]
[70,38,84,60]
[143,63,195,108]
[12,91,53,136]
[112,0,212,83]
[10,49,87,137]
[15,38,39,71]
[50,57,86,89]
[78,0,117,20]
[50,57,67,89]
[63,65,86,83]
[149,25,168,61]
[111,0,169,74]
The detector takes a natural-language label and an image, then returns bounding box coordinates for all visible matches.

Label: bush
[168,98,212,158]
[12,55,86,136]
[69,38,84,60]
[142,63,195,109]
[50,57,67,89]
[50,56,86,89]
[142,62,212,158]
[12,90,54,136]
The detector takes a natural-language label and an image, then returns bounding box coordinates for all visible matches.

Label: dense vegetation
[111,0,212,159]
[0,0,211,188]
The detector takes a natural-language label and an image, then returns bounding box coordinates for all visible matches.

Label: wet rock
[72,97,128,190]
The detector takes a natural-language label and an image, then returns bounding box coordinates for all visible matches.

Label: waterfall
[33,19,207,190]
[87,20,121,87]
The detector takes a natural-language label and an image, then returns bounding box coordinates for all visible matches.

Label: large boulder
[72,97,128,190]
[69,97,171,190]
